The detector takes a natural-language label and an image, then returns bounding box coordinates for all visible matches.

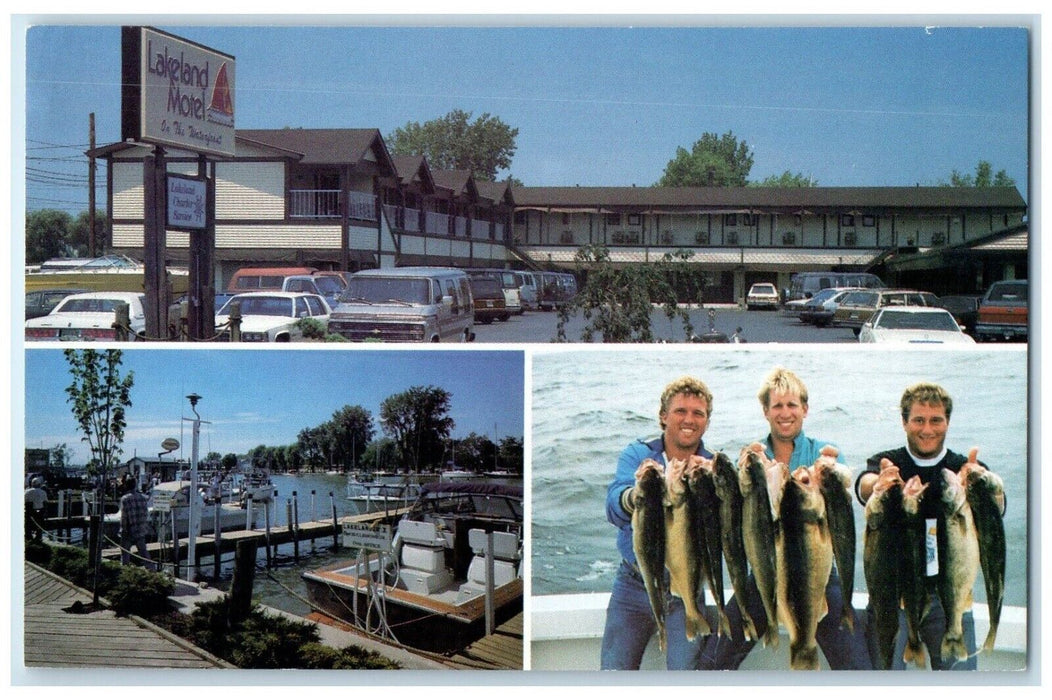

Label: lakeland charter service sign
[121,26,235,158]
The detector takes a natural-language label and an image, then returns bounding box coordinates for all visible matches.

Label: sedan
[859,306,976,345]
[25,288,90,320]
[25,291,146,341]
[215,292,331,342]
[746,283,780,310]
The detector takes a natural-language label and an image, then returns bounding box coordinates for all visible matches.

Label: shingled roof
[510,186,1027,211]
[236,128,396,174]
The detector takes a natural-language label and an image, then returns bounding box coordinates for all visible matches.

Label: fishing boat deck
[21,562,230,669]
[448,612,524,670]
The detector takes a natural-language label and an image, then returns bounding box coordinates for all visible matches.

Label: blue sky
[16,19,1032,215]
[22,348,524,466]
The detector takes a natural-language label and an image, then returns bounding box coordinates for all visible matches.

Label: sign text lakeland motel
[121,26,235,340]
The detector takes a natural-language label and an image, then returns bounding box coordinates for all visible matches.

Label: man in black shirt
[855,382,993,670]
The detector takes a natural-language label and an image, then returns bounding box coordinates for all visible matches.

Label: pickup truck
[974,279,1028,342]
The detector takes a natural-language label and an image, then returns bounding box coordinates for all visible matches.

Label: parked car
[798,287,860,327]
[974,279,1028,342]
[25,288,90,319]
[859,306,976,345]
[468,276,509,324]
[25,291,146,341]
[745,283,780,310]
[466,269,523,314]
[935,295,981,337]
[787,271,885,301]
[516,270,540,311]
[833,288,939,335]
[215,292,331,342]
[538,272,579,311]
[328,267,475,343]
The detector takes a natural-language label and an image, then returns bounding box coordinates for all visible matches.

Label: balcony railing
[289,189,378,221]
[426,211,450,235]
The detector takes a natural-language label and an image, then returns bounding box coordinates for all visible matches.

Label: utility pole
[88,113,96,256]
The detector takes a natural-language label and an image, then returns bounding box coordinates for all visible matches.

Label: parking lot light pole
[185,393,203,581]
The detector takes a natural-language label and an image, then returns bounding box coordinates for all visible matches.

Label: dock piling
[330,491,339,550]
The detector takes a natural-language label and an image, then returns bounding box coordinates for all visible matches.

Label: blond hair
[757,366,809,409]
[659,376,713,428]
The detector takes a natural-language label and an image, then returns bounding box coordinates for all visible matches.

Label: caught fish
[686,457,732,637]
[776,464,833,670]
[814,453,857,633]
[738,445,779,648]
[900,475,931,668]
[960,460,1005,653]
[664,458,711,640]
[631,459,669,652]
[863,465,905,670]
[936,468,981,664]
[705,451,755,643]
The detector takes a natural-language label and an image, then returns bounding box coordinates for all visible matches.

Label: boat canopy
[418,481,523,500]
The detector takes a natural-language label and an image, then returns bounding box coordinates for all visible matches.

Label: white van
[328,267,475,342]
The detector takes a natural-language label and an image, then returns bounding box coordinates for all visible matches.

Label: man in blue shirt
[600,376,715,669]
[699,367,872,669]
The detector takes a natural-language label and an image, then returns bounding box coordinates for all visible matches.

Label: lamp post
[184,393,206,580]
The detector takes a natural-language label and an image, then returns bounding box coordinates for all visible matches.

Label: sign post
[121,26,233,340]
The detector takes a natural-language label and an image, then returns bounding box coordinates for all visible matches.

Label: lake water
[529,345,1029,609]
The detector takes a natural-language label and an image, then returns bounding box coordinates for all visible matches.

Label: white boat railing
[529,592,1027,672]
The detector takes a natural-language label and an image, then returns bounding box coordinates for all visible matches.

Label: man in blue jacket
[699,367,872,670]
[600,376,715,669]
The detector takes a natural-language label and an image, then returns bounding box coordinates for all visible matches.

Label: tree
[498,436,524,474]
[70,210,108,257]
[556,245,701,342]
[325,405,375,471]
[454,432,497,472]
[386,109,519,181]
[945,160,1016,188]
[360,438,399,473]
[26,209,74,263]
[656,131,754,187]
[49,443,74,471]
[750,171,818,188]
[63,349,134,604]
[379,386,455,472]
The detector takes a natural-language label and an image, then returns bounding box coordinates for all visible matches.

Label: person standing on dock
[120,476,153,569]
[24,477,47,542]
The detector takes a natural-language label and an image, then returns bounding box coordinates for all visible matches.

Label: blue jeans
[600,560,707,669]
[867,593,977,670]
[698,568,873,669]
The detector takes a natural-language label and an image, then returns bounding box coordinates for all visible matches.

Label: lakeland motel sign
[121,26,235,339]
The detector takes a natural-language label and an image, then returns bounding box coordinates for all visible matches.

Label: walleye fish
[686,457,732,637]
[664,458,711,640]
[960,460,1005,653]
[936,468,981,664]
[863,465,905,670]
[814,453,857,633]
[738,445,779,648]
[776,464,833,670]
[711,451,758,642]
[631,459,669,652]
[900,475,931,668]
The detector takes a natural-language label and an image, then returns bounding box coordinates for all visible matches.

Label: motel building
[90,128,1028,302]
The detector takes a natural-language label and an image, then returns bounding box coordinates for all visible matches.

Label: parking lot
[472,306,863,344]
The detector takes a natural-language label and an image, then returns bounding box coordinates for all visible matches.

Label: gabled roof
[510,186,1027,211]
[235,128,397,174]
[475,179,515,207]
[432,170,479,200]
[391,155,436,192]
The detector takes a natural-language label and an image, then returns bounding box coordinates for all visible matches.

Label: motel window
[627,213,641,226]
[862,215,877,227]
[724,213,738,227]
[841,214,855,227]
[605,212,621,226]
[562,212,571,226]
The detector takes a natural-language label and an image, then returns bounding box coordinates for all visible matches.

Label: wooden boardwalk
[448,612,524,670]
[22,562,231,669]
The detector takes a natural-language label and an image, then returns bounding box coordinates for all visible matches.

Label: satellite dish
[161,438,180,452]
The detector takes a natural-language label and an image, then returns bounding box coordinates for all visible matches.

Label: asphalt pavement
[471,306,860,344]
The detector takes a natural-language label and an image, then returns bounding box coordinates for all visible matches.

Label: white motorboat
[304,481,524,656]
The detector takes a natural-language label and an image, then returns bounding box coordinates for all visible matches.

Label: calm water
[529,345,1029,609]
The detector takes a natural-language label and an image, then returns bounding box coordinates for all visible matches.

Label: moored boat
[303,481,523,656]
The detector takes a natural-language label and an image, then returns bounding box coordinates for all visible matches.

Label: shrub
[295,317,328,340]
[25,541,52,566]
[44,545,122,596]
[109,566,175,617]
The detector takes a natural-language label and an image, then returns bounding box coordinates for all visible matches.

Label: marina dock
[22,562,231,669]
